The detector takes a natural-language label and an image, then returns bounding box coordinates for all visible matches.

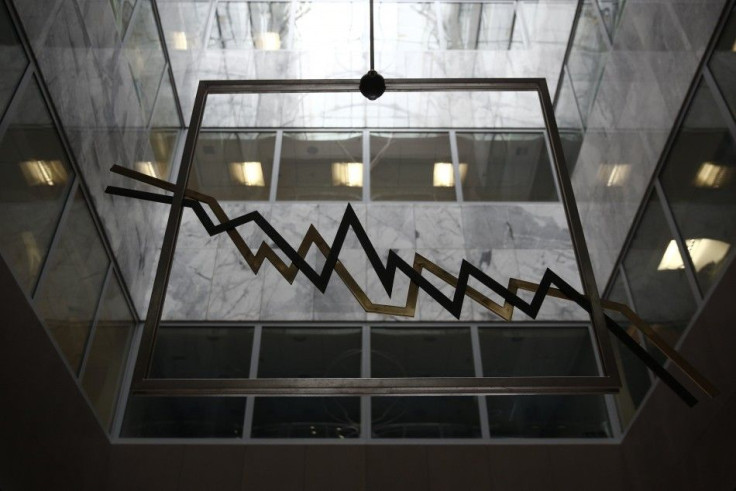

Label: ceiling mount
[360,0,385,100]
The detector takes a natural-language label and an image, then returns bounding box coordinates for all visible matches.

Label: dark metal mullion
[552,0,584,108]
[619,264,655,384]
[470,325,490,439]
[361,325,371,439]
[506,4,517,51]
[703,66,736,143]
[150,0,186,127]
[563,65,586,130]
[242,324,262,439]
[31,179,80,299]
[78,263,114,380]
[654,179,703,303]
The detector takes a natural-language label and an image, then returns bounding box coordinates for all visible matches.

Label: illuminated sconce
[135,161,160,179]
[230,162,266,186]
[598,163,631,187]
[657,238,731,272]
[332,162,363,187]
[254,32,281,51]
[171,31,188,50]
[433,162,468,187]
[19,160,68,187]
[693,162,732,188]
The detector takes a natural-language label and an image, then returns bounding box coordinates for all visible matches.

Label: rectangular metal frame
[132,77,620,396]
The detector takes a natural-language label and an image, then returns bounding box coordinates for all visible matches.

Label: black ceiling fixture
[359,0,385,100]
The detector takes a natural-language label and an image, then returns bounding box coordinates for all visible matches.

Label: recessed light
[693,162,731,188]
[332,162,363,187]
[19,160,67,187]
[230,162,266,186]
[657,238,731,272]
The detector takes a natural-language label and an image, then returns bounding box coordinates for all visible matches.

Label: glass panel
[123,0,166,123]
[151,326,254,378]
[160,1,211,53]
[0,0,27,119]
[439,3,515,50]
[478,325,598,377]
[606,272,651,429]
[487,395,611,438]
[277,132,363,201]
[660,81,736,294]
[370,133,455,201]
[258,327,361,378]
[146,130,178,182]
[372,397,481,438]
[109,0,137,36]
[597,0,624,39]
[209,2,292,50]
[81,275,135,430]
[35,189,109,372]
[566,1,609,125]
[477,2,517,49]
[456,133,558,202]
[623,194,697,353]
[708,9,736,120]
[150,72,179,128]
[251,397,360,438]
[191,132,275,201]
[555,69,583,130]
[0,78,74,293]
[376,2,440,51]
[560,130,583,174]
[121,397,246,438]
[371,327,474,377]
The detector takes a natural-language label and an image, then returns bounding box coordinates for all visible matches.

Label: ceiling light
[171,31,188,50]
[135,161,159,179]
[693,162,732,188]
[658,238,731,272]
[598,163,631,187]
[230,162,266,186]
[19,160,67,187]
[433,163,468,187]
[254,32,281,51]
[433,162,454,187]
[332,162,363,187]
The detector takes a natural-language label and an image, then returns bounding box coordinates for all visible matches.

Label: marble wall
[569,0,726,289]
[12,0,172,315]
[161,202,589,322]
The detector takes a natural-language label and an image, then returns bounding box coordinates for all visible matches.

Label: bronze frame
[130,78,623,396]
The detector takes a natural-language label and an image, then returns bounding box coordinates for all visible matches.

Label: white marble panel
[415,248,474,321]
[313,248,367,321]
[162,247,217,320]
[366,205,415,250]
[206,244,263,321]
[317,203,367,250]
[414,205,464,249]
[259,249,315,321]
[465,248,520,321]
[366,248,417,322]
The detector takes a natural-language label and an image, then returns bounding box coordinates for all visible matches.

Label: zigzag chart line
[106,165,717,405]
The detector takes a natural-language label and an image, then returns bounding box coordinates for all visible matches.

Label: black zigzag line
[106,185,698,406]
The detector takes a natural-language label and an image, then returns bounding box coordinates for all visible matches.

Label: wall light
[433,162,468,187]
[693,162,732,188]
[19,160,68,187]
[657,238,731,272]
[254,32,281,51]
[171,31,188,50]
[135,161,159,179]
[230,162,266,186]
[598,163,631,187]
[332,162,363,187]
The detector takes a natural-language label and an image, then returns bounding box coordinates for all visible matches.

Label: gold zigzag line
[111,165,717,398]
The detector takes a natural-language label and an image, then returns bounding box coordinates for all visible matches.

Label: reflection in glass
[456,133,558,201]
[0,0,27,118]
[439,3,516,50]
[277,133,363,201]
[0,79,74,294]
[709,9,736,120]
[623,194,697,352]
[124,0,166,123]
[150,72,180,128]
[566,2,609,125]
[372,397,480,438]
[252,397,360,438]
[81,275,135,430]
[606,273,651,429]
[376,3,440,51]
[151,326,254,378]
[370,133,455,201]
[478,325,597,377]
[209,2,291,49]
[122,397,246,438]
[109,0,137,36]
[597,0,623,39]
[143,130,178,182]
[372,328,474,378]
[35,189,109,373]
[259,327,361,378]
[192,132,275,200]
[487,395,610,438]
[660,81,736,294]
